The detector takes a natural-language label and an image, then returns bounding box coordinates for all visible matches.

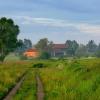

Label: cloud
[76,24,100,36]
[1,15,100,38]
[13,16,100,36]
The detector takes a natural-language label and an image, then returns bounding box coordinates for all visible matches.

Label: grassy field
[0,58,100,100]
[0,61,32,99]
[39,58,100,100]
[12,69,36,100]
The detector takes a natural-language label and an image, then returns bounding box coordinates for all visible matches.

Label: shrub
[33,63,46,68]
[39,52,51,59]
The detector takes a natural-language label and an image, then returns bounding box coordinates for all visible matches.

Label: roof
[26,49,38,52]
[52,44,68,49]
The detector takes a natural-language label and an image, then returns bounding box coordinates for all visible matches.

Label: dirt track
[3,71,45,100]
[36,75,45,100]
[3,75,26,100]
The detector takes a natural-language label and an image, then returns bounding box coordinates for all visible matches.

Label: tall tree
[35,38,49,51]
[75,44,88,57]
[66,40,79,56]
[95,43,100,57]
[86,40,97,55]
[35,38,53,59]
[15,39,32,54]
[24,39,32,49]
[0,17,20,61]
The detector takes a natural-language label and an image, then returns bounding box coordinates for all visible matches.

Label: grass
[4,53,21,62]
[0,58,100,100]
[39,58,100,100]
[12,69,36,100]
[0,61,32,99]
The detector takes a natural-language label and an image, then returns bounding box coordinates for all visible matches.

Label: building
[23,49,39,58]
[51,44,68,57]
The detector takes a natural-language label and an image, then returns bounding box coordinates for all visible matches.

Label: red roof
[26,49,38,52]
[53,44,68,49]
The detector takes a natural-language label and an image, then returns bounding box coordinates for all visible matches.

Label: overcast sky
[0,0,100,44]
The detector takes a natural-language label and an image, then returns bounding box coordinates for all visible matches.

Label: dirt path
[36,75,45,100]
[3,74,26,100]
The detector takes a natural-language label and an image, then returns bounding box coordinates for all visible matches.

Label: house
[51,44,68,57]
[23,49,39,58]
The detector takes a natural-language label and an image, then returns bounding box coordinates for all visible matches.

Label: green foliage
[95,44,100,57]
[35,38,53,59]
[35,38,49,51]
[39,51,51,59]
[39,58,100,100]
[0,61,30,99]
[12,70,36,100]
[86,40,97,53]
[20,55,28,60]
[33,63,46,68]
[95,50,100,57]
[75,44,88,57]
[0,17,20,61]
[66,40,79,56]
[0,58,100,100]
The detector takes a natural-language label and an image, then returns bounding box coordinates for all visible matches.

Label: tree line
[0,17,100,61]
[34,38,100,58]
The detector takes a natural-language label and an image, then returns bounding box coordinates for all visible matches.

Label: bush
[39,52,51,59]
[20,55,27,60]
[33,63,46,68]
[95,50,100,57]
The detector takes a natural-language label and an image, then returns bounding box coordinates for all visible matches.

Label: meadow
[12,69,36,100]
[39,58,100,100]
[0,61,32,99]
[0,58,100,100]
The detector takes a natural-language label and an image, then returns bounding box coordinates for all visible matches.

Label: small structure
[51,44,68,57]
[23,49,39,58]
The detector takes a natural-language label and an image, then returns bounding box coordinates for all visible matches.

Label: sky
[0,0,100,44]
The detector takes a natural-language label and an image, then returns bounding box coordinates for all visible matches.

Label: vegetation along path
[36,74,45,100]
[3,74,26,100]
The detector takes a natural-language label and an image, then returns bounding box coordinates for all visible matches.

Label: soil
[3,75,26,100]
[36,75,45,100]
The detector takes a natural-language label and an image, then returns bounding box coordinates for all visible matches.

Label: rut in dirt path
[36,75,45,100]
[3,74,26,100]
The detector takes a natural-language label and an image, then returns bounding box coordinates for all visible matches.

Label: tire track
[3,73,26,100]
[36,75,45,100]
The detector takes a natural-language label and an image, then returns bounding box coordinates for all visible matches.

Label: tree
[75,44,88,57]
[15,39,25,54]
[65,40,79,56]
[86,40,97,53]
[35,38,48,51]
[39,51,51,59]
[0,17,20,61]
[35,38,53,59]
[15,39,32,55]
[24,39,32,49]
[95,43,100,57]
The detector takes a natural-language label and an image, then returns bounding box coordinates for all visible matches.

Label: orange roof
[24,48,39,58]
[26,49,38,52]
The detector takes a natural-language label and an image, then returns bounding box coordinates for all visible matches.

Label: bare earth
[36,75,45,100]
[3,72,44,100]
[3,75,25,100]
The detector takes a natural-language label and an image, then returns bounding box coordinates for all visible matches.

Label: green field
[0,58,100,100]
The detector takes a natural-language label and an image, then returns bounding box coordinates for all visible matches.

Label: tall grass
[12,69,36,100]
[39,58,100,100]
[0,61,32,99]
